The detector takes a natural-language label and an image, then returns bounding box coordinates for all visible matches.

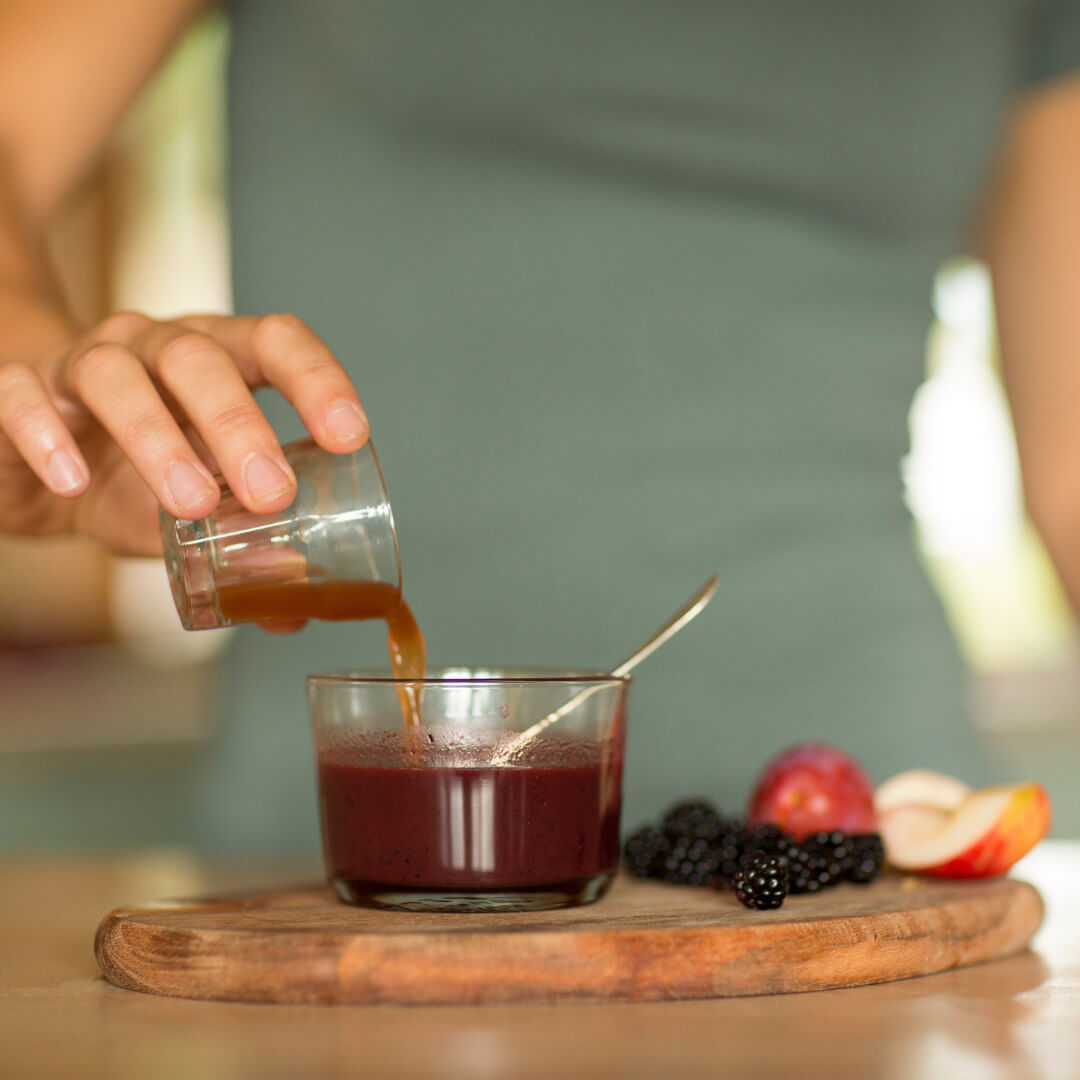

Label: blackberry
[744,823,796,859]
[659,835,722,886]
[732,853,789,910]
[811,831,856,875]
[661,799,725,842]
[810,831,857,874]
[846,833,885,884]
[778,837,845,894]
[807,830,850,851]
[714,827,745,882]
[782,845,823,894]
[781,842,829,894]
[623,825,670,879]
[803,838,846,889]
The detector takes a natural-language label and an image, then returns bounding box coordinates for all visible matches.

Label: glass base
[332,872,614,913]
[160,510,225,630]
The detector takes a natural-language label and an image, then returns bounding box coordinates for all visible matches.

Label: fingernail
[166,461,216,511]
[47,449,87,494]
[324,399,369,442]
[244,453,294,502]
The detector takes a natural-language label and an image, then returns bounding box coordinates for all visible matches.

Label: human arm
[984,73,1080,616]
[0,0,370,557]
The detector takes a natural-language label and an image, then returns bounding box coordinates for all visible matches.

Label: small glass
[309,668,630,912]
[160,438,400,630]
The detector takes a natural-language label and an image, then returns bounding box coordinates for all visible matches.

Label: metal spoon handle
[492,574,719,764]
[611,574,719,677]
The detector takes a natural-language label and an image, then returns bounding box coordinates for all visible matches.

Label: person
[2,0,1079,852]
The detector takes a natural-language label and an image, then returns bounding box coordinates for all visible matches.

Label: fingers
[180,423,219,474]
[64,342,221,520]
[0,363,90,496]
[177,313,370,452]
[128,323,297,513]
[48,310,364,522]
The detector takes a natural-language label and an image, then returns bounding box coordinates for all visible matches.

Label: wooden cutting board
[95,873,1042,1006]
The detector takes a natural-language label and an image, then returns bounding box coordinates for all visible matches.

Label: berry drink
[318,729,623,910]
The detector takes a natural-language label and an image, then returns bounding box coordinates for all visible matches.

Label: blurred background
[2,13,1078,851]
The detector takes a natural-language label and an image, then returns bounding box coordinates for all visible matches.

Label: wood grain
[94,872,1043,1006]
[5,849,1077,1079]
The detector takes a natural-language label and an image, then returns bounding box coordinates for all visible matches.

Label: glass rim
[359,437,403,594]
[306,666,631,687]
[289,435,403,593]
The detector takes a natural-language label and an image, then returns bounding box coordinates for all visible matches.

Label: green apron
[7,0,1079,854]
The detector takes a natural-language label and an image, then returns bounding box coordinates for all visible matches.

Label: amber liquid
[216,579,426,725]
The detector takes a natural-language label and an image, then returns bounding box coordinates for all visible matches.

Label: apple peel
[747,743,877,839]
[880,783,1051,879]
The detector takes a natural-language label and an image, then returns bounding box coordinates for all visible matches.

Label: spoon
[492,574,719,764]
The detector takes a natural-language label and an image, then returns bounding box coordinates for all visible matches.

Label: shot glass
[309,668,630,912]
[160,438,400,630]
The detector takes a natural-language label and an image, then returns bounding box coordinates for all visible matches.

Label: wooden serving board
[95,874,1043,1006]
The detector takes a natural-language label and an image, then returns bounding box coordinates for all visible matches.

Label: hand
[0,311,369,555]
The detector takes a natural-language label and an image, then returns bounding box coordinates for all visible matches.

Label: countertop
[2,843,1079,1079]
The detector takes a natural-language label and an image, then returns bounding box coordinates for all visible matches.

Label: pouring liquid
[215,579,426,725]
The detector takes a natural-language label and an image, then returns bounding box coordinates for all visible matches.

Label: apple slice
[875,769,971,815]
[880,783,1051,879]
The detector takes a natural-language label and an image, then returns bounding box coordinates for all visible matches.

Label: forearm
[0,534,109,645]
[985,76,1080,617]
[0,163,111,641]
[0,163,79,364]
[0,0,210,355]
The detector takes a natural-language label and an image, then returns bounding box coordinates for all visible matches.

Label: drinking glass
[309,668,630,912]
[160,438,400,630]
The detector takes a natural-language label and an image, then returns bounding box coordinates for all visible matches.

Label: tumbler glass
[160,438,400,630]
[309,668,630,912]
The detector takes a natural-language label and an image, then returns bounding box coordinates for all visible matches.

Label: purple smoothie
[317,730,622,902]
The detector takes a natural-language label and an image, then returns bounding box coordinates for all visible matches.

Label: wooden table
[3,844,1079,1079]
